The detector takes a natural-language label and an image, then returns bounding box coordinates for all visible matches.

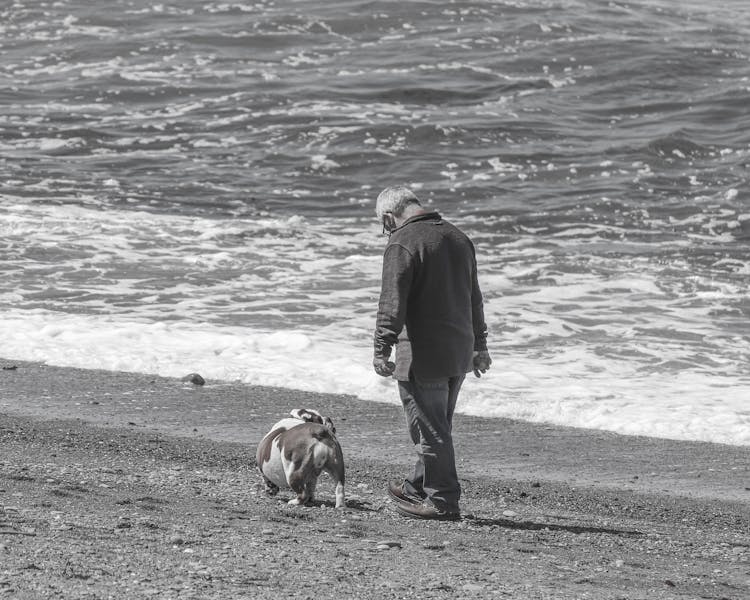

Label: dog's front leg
[262,476,279,496]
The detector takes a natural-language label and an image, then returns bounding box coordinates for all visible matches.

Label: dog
[255,408,345,509]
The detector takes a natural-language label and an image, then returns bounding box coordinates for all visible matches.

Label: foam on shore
[2,309,749,447]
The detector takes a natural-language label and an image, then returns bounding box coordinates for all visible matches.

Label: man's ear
[383,212,396,232]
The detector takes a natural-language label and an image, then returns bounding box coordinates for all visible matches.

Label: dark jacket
[374,211,488,380]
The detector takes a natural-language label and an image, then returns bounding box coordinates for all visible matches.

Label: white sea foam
[1,307,748,446]
[0,309,390,402]
[2,202,749,446]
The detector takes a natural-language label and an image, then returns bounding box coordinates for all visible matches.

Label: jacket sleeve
[471,249,489,352]
[374,243,414,359]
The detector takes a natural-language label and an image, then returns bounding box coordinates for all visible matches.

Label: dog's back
[285,423,344,482]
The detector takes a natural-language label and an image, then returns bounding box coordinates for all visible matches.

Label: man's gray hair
[375,186,421,219]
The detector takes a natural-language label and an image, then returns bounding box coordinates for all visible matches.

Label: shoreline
[1,358,747,500]
[1,358,749,598]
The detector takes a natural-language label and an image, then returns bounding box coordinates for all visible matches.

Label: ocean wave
[3,0,750,445]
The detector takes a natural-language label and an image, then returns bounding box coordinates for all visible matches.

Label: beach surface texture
[1,359,748,599]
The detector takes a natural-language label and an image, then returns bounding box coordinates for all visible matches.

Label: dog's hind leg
[304,478,317,505]
[287,447,322,506]
[333,481,344,509]
[326,442,346,509]
[287,471,310,506]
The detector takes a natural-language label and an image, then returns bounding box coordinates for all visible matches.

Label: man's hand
[473,350,492,378]
[373,356,396,377]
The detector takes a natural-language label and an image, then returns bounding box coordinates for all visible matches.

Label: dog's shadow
[462,514,642,537]
[300,498,377,512]
[265,495,377,513]
[341,498,377,511]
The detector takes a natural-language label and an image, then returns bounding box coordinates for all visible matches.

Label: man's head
[375,186,422,234]
[375,186,421,219]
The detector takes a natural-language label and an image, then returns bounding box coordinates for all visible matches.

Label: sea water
[1,0,749,445]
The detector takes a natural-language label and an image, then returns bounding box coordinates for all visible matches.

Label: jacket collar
[397,211,442,230]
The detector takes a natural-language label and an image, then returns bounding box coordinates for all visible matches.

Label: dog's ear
[289,408,308,421]
[323,417,336,434]
[289,408,324,424]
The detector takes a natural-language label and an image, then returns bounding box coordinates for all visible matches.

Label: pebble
[462,583,485,592]
[261,529,274,536]
[422,543,446,550]
[376,540,402,549]
[502,510,518,518]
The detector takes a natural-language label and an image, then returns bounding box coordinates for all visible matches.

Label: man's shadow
[462,514,642,537]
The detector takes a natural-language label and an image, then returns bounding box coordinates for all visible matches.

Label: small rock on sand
[182,373,206,386]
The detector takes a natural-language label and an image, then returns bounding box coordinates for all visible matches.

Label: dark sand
[1,359,748,599]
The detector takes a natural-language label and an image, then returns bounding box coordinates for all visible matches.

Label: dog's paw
[288,495,313,506]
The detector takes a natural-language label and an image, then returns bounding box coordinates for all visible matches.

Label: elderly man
[373,185,491,521]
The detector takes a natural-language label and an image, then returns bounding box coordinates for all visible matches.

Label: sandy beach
[1,358,748,599]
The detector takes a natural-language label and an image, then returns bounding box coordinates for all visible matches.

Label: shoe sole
[387,485,421,505]
[391,497,461,521]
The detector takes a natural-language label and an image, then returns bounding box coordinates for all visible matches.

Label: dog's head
[289,408,336,434]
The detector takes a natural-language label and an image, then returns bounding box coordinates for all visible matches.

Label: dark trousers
[397,373,465,512]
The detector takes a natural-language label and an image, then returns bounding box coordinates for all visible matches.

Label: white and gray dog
[255,409,345,508]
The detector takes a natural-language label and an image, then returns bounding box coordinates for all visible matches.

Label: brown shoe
[387,480,423,505]
[392,498,461,521]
